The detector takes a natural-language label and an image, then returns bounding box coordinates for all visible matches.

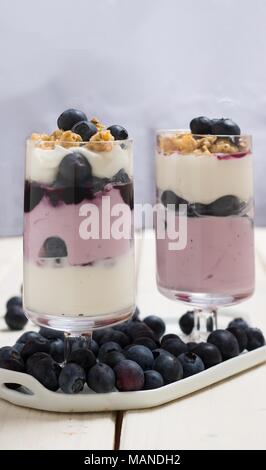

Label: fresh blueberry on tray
[26,352,61,391]
[246,328,265,351]
[57,109,88,131]
[98,341,122,363]
[50,338,64,363]
[16,331,44,344]
[161,333,181,345]
[67,341,96,371]
[179,311,195,335]
[114,359,144,391]
[192,342,222,369]
[227,327,248,353]
[162,338,188,357]
[227,317,249,331]
[101,351,125,368]
[21,336,51,360]
[5,306,28,331]
[143,315,166,339]
[0,346,25,372]
[87,363,116,393]
[207,329,240,360]
[190,116,213,135]
[39,327,65,341]
[127,322,155,341]
[132,336,158,351]
[144,370,164,390]
[107,125,128,140]
[72,120,97,141]
[178,352,205,378]
[153,352,183,384]
[125,345,154,371]
[98,329,130,348]
[59,363,86,394]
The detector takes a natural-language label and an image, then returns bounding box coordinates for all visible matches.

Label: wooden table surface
[0,229,266,450]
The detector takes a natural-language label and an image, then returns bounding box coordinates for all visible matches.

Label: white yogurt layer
[26,141,133,185]
[156,151,253,203]
[23,251,135,317]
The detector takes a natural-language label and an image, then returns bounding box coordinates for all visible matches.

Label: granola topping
[158,132,247,156]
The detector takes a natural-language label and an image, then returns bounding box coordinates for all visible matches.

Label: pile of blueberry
[57,108,128,141]
[190,117,240,136]
[0,299,265,394]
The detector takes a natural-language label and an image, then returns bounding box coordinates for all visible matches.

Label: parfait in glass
[155,117,254,336]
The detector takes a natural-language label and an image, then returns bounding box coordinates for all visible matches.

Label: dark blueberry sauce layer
[24,170,133,213]
[161,190,250,217]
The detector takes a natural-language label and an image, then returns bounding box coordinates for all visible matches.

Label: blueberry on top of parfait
[107,125,128,140]
[57,109,88,131]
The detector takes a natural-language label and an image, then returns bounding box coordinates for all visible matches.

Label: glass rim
[156,129,252,139]
[26,137,133,145]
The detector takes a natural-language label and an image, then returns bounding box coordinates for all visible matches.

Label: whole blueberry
[98,341,122,363]
[42,237,67,258]
[39,327,65,341]
[50,338,64,363]
[0,346,25,372]
[114,359,144,391]
[21,335,51,360]
[144,370,164,390]
[192,342,222,369]
[90,339,99,356]
[153,353,183,384]
[227,317,249,331]
[6,296,22,310]
[211,118,241,136]
[161,333,181,345]
[87,363,115,393]
[125,345,154,371]
[178,352,205,378]
[152,348,171,359]
[126,322,155,341]
[67,341,96,371]
[101,351,125,368]
[179,311,194,335]
[107,125,128,140]
[227,327,248,352]
[208,329,240,360]
[246,328,265,351]
[58,152,92,185]
[57,108,87,131]
[190,116,212,135]
[143,315,166,339]
[16,331,43,344]
[133,336,158,351]
[5,306,28,331]
[162,339,188,357]
[59,363,86,394]
[26,352,61,391]
[98,330,130,348]
[72,120,97,141]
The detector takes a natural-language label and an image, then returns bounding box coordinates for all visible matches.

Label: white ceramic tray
[0,346,265,413]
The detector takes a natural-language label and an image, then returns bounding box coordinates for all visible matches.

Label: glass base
[158,284,253,308]
[25,305,135,334]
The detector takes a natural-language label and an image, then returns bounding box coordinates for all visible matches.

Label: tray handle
[0,368,53,404]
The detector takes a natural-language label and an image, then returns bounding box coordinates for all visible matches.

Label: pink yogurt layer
[156,215,255,296]
[24,187,133,266]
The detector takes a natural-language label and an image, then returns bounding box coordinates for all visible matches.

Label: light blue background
[1,0,265,235]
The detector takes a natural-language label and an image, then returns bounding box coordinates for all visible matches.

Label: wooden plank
[120,228,266,450]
